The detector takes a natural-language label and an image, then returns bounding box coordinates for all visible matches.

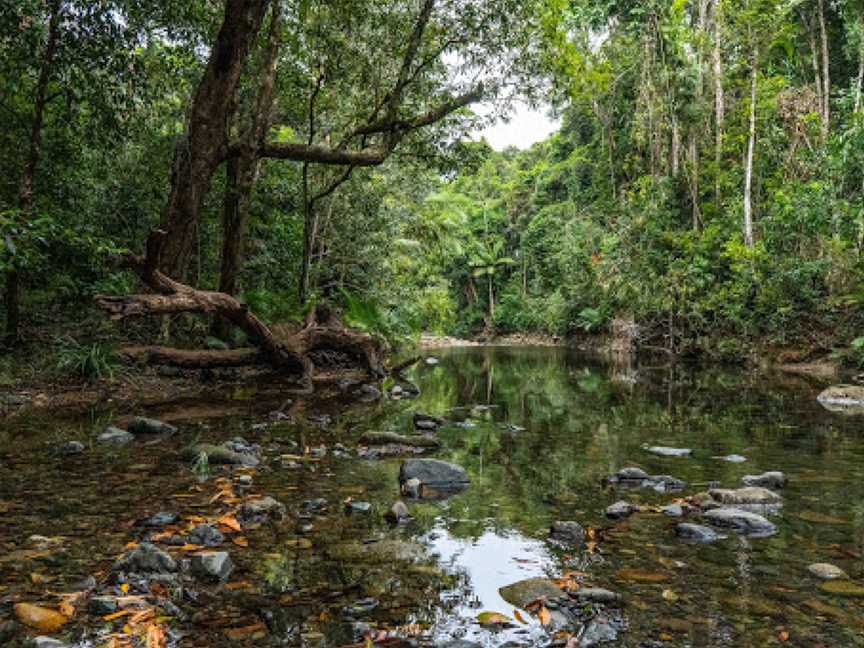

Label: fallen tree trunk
[95,231,384,381]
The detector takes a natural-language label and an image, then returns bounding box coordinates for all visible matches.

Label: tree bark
[856,14,864,114]
[158,0,270,281]
[711,0,724,207]
[5,0,61,345]
[743,43,758,249]
[817,0,830,141]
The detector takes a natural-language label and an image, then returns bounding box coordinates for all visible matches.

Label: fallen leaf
[778,630,789,641]
[103,609,134,621]
[147,623,166,648]
[615,568,670,583]
[513,609,527,624]
[285,538,312,549]
[662,589,679,602]
[217,514,242,532]
[30,572,55,584]
[120,583,130,594]
[14,602,68,632]
[225,580,251,591]
[232,536,249,547]
[224,623,265,641]
[477,611,512,626]
[58,600,75,617]
[177,544,205,552]
[538,606,552,625]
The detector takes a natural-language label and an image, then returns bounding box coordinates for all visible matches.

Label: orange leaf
[58,600,75,618]
[14,603,68,632]
[224,623,265,641]
[778,630,790,642]
[513,609,527,624]
[538,606,551,625]
[225,580,251,591]
[103,609,134,622]
[147,623,166,648]
[177,544,205,552]
[217,514,242,533]
[120,583,130,594]
[232,536,249,547]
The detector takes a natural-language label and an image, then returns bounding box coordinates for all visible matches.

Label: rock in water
[399,459,469,493]
[662,503,685,517]
[714,454,747,463]
[413,412,445,428]
[97,427,134,446]
[606,500,639,519]
[238,496,286,523]
[675,523,725,543]
[345,501,372,514]
[359,431,440,448]
[817,385,864,411]
[498,577,564,609]
[580,617,620,646]
[113,542,177,574]
[128,417,177,435]
[549,520,585,545]
[644,445,692,457]
[615,467,650,481]
[190,551,234,581]
[385,500,410,523]
[570,588,622,604]
[702,508,778,538]
[808,563,849,580]
[33,638,71,648]
[187,524,225,547]
[742,471,786,489]
[52,440,85,456]
[89,596,118,615]
[185,443,259,467]
[707,486,783,505]
[144,511,179,527]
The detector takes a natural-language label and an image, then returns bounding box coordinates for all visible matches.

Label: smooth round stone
[808,563,849,580]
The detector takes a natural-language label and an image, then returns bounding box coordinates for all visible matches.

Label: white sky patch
[474,102,560,150]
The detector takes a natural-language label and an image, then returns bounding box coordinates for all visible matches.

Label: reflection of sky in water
[423,523,553,645]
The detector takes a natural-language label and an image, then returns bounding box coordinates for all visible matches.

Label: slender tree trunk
[671,118,680,176]
[711,0,724,207]
[488,274,495,323]
[817,0,830,140]
[158,0,270,281]
[743,43,758,249]
[5,0,61,345]
[855,16,864,114]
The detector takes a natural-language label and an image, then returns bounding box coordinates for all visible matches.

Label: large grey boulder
[703,508,778,538]
[399,459,469,493]
[549,520,585,545]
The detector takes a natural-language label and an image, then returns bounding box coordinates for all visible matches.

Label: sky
[475,102,560,150]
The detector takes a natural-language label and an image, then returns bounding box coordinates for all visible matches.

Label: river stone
[549,520,585,545]
[359,431,440,448]
[114,542,177,574]
[354,384,382,402]
[342,598,379,617]
[89,596,118,615]
[606,500,639,519]
[715,454,747,463]
[580,617,620,646]
[144,511,179,527]
[53,440,85,456]
[385,500,410,523]
[675,523,725,543]
[817,385,864,410]
[742,471,786,489]
[808,563,849,580]
[662,503,685,517]
[33,638,71,648]
[570,588,622,604]
[498,577,563,609]
[402,477,422,498]
[345,501,372,514]
[708,486,783,505]
[238,496,286,523]
[187,524,224,547]
[703,508,778,537]
[645,446,692,457]
[329,539,425,564]
[190,551,234,581]
[646,474,687,492]
[616,467,649,481]
[414,412,444,427]
[399,459,470,491]
[98,427,134,446]
[128,417,177,436]
[186,443,259,466]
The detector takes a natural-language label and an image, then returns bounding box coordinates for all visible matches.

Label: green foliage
[52,336,117,382]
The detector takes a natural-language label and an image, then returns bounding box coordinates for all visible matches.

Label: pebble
[345,501,372,515]
[144,511,179,527]
[128,417,177,436]
[113,542,177,574]
[53,441,85,456]
[644,446,692,457]
[97,427,135,446]
[89,596,118,615]
[715,454,747,463]
[808,563,849,580]
[702,507,778,538]
[675,523,725,543]
[238,496,286,523]
[342,597,379,617]
[33,638,71,648]
[662,503,684,517]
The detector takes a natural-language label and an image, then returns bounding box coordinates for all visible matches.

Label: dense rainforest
[2,0,864,383]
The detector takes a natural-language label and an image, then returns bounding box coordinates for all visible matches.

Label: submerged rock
[675,523,725,543]
[707,486,783,506]
[662,503,685,517]
[644,445,692,457]
[190,551,234,581]
[714,454,747,463]
[52,440,85,456]
[238,496,286,523]
[342,598,379,617]
[580,617,620,646]
[570,588,622,604]
[98,427,134,446]
[605,468,686,493]
[89,596,118,615]
[742,471,786,489]
[702,507,778,537]
[615,467,649,481]
[345,501,372,515]
[359,431,440,448]
[185,443,259,467]
[114,542,177,574]
[606,500,639,519]
[128,417,177,436]
[817,385,864,412]
[808,563,849,580]
[385,500,410,523]
[328,539,425,564]
[549,521,585,545]
[498,577,563,609]
[354,384,382,402]
[144,511,179,527]
[187,524,224,547]
[399,459,469,495]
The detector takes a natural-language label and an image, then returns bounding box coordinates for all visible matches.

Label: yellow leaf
[285,538,312,549]
[58,600,75,618]
[477,611,511,626]
[147,624,166,648]
[662,589,679,602]
[120,583,129,594]
[513,609,527,624]
[103,609,134,622]
[232,536,249,547]
[14,603,68,632]
[177,544,205,552]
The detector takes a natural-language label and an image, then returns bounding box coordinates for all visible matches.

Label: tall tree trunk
[5,0,61,345]
[743,43,758,249]
[711,0,724,207]
[158,0,270,281]
[855,15,864,114]
[817,0,830,140]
